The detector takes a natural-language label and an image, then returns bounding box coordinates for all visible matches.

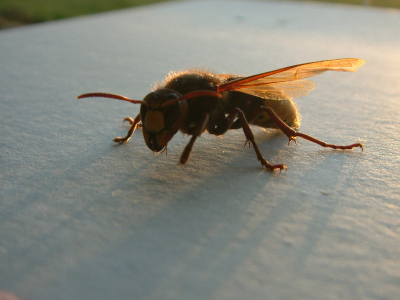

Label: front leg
[262,107,363,150]
[113,113,141,144]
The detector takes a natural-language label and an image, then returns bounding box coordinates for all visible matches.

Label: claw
[243,140,251,148]
[113,137,129,144]
[288,137,297,146]
[261,160,287,172]
[271,164,287,173]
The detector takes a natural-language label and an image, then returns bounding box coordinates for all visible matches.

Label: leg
[262,107,363,150]
[209,108,287,172]
[113,113,141,144]
[180,112,210,164]
[122,116,142,128]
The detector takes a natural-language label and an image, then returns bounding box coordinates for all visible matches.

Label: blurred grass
[298,0,400,8]
[0,0,171,28]
[0,0,399,29]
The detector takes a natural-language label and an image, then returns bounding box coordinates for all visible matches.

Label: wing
[232,79,317,100]
[217,58,365,100]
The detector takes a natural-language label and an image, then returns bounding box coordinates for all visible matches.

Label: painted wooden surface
[1,1,399,299]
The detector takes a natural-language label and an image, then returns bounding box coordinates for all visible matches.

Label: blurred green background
[0,0,171,28]
[0,0,399,29]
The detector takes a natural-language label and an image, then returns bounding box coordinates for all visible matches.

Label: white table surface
[1,1,400,299]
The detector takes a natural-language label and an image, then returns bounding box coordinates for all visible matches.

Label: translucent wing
[217,58,365,100]
[235,79,317,100]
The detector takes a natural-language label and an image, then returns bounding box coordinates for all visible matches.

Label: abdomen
[251,98,300,129]
[225,91,300,129]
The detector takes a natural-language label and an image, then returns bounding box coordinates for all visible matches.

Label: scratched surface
[1,1,400,299]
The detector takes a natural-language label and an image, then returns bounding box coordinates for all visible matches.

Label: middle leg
[208,108,287,172]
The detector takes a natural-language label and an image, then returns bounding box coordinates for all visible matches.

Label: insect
[78,58,365,171]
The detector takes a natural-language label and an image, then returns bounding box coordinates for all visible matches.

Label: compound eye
[140,104,148,122]
[166,93,179,100]
[164,102,181,128]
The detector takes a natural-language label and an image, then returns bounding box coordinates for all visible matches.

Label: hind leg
[262,107,363,150]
